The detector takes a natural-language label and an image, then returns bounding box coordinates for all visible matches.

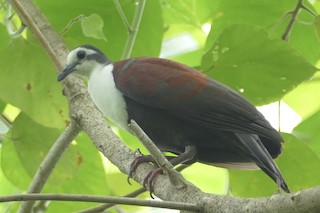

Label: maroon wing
[112,57,283,142]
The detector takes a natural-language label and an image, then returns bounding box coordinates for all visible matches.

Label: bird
[57,45,290,193]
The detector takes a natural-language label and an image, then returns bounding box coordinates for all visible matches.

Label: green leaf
[2,113,109,212]
[288,1,320,64]
[204,0,295,51]
[9,113,62,177]
[229,133,320,197]
[0,99,6,113]
[47,133,110,212]
[37,0,163,59]
[293,110,320,155]
[0,37,69,128]
[204,0,320,64]
[284,74,320,119]
[0,25,11,51]
[181,163,228,195]
[161,0,218,26]
[1,135,32,189]
[81,13,107,41]
[0,149,20,213]
[201,24,317,105]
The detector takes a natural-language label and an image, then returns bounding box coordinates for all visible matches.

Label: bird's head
[57,45,111,81]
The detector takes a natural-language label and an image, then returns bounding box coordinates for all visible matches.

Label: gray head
[57,45,111,81]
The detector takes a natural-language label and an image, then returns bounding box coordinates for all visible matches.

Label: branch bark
[8,0,320,212]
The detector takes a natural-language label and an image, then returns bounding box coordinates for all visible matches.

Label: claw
[127,155,155,185]
[127,146,196,198]
[146,168,163,197]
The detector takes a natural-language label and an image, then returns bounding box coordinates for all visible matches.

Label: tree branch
[18,122,80,213]
[78,165,189,213]
[0,193,201,212]
[7,0,320,212]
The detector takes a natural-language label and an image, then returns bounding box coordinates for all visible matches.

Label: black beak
[57,62,79,81]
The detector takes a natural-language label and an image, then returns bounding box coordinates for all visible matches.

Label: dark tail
[235,132,290,193]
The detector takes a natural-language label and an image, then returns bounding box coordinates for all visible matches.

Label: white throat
[88,64,129,130]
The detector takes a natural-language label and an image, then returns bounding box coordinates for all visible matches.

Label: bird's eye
[77,50,86,60]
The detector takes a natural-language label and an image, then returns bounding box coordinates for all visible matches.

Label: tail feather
[235,132,290,193]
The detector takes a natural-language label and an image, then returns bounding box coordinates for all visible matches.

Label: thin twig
[59,15,84,35]
[269,12,292,37]
[113,0,132,32]
[17,122,81,213]
[4,2,26,38]
[121,0,146,59]
[301,4,317,16]
[77,165,190,213]
[282,0,304,41]
[76,187,147,213]
[0,193,202,212]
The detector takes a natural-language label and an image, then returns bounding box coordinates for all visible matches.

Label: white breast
[88,64,129,130]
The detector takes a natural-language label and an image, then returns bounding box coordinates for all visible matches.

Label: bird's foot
[143,167,163,198]
[128,154,164,198]
[127,154,156,185]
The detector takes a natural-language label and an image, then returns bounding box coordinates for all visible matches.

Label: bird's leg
[128,154,176,185]
[128,146,197,196]
[144,146,197,196]
[127,155,155,185]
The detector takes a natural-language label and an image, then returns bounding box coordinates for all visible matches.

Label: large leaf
[0,37,68,128]
[204,0,294,50]
[181,163,228,195]
[161,0,218,26]
[47,133,111,212]
[293,110,320,155]
[37,0,163,59]
[2,113,109,212]
[0,150,20,213]
[284,76,320,119]
[229,133,320,197]
[0,24,10,51]
[161,0,217,66]
[201,24,317,105]
[0,99,6,114]
[204,0,320,64]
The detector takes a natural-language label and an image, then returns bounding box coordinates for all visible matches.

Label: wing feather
[113,58,283,142]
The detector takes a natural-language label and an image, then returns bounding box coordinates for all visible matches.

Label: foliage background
[1,0,320,212]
